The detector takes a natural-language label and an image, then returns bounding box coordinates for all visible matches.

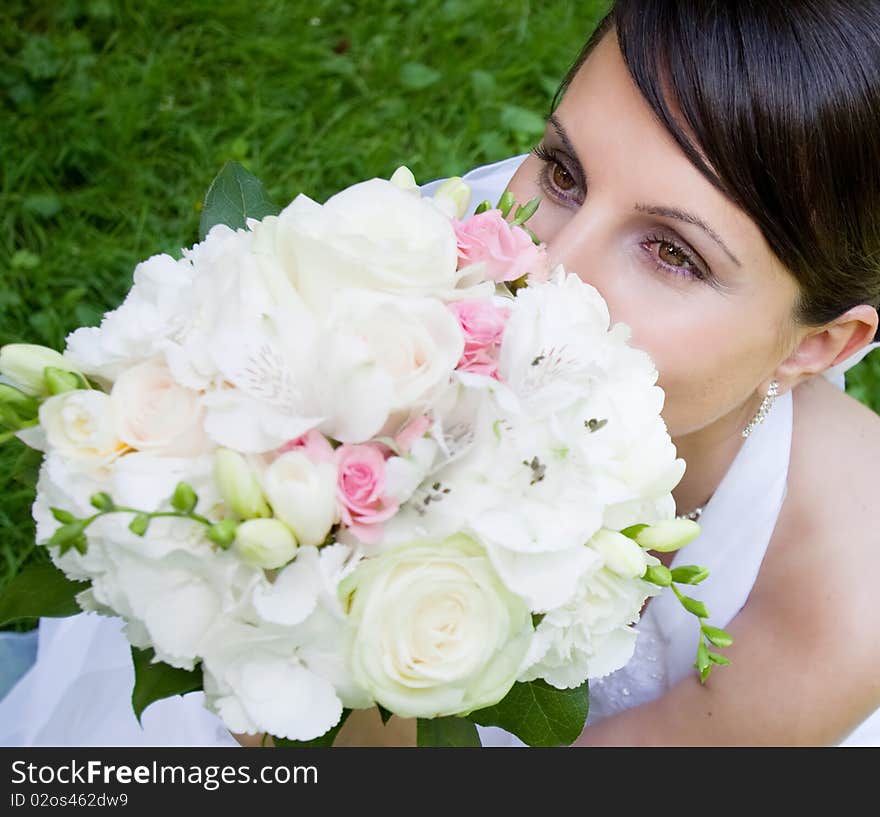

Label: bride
[3,0,880,746]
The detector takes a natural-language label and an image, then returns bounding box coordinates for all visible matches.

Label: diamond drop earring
[742,380,780,438]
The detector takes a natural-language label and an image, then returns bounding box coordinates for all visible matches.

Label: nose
[539,199,618,289]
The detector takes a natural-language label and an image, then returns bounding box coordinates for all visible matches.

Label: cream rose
[39,391,123,463]
[111,359,210,456]
[338,534,533,719]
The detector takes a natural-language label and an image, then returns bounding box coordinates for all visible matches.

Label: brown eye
[551,162,576,192]
[657,241,692,268]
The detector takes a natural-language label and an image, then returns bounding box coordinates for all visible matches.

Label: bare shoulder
[753,375,880,681]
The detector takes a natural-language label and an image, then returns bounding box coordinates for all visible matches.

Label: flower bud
[0,344,76,396]
[213,448,270,519]
[389,165,418,192]
[206,519,237,549]
[642,564,672,587]
[171,481,198,513]
[264,451,338,547]
[589,528,648,579]
[234,518,298,569]
[630,518,701,553]
[44,367,84,395]
[432,176,471,219]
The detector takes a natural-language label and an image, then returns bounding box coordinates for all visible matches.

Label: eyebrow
[547,114,743,268]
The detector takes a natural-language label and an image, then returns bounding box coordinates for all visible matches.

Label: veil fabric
[1,154,878,747]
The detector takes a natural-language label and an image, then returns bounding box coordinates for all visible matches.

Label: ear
[774,304,878,390]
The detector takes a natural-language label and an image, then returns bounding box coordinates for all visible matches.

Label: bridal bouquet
[0,162,731,746]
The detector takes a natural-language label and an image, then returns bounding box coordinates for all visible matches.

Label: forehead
[556,32,782,277]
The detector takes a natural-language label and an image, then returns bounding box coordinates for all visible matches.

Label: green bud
[511,196,540,226]
[631,518,701,553]
[234,518,298,569]
[701,625,733,648]
[213,449,270,519]
[50,507,77,524]
[129,513,150,536]
[207,519,238,549]
[171,481,198,513]
[389,165,418,191]
[680,594,709,619]
[696,640,711,674]
[708,650,731,666]
[642,564,672,587]
[620,523,649,540]
[432,176,471,219]
[474,199,493,214]
[670,564,710,585]
[47,520,86,550]
[0,344,75,396]
[90,492,115,512]
[44,367,85,395]
[496,191,516,219]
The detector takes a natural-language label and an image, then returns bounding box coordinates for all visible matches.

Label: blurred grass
[2,0,879,623]
[0,0,613,623]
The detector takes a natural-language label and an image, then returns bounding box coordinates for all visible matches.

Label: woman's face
[505,33,802,439]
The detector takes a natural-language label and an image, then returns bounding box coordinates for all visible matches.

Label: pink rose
[278,429,335,464]
[335,443,399,544]
[449,299,511,379]
[453,209,549,283]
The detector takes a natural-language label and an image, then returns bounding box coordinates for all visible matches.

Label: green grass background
[2,0,879,623]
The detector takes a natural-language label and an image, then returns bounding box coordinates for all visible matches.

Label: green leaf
[670,565,710,585]
[273,709,352,747]
[0,561,89,627]
[377,704,394,725]
[417,717,481,747]
[131,647,203,724]
[474,199,493,214]
[470,679,589,747]
[643,564,672,587]
[400,62,442,90]
[701,625,734,648]
[198,161,280,241]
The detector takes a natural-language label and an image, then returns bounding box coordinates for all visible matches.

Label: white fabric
[1,154,878,747]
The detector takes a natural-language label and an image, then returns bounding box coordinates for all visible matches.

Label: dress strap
[648,389,794,685]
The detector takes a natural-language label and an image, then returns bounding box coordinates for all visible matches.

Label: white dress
[1,155,878,747]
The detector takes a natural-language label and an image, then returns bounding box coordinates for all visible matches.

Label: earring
[742,380,780,438]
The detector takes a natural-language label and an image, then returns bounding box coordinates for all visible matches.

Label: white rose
[325,291,464,416]
[338,534,533,719]
[234,518,298,569]
[263,451,338,547]
[65,252,196,381]
[39,390,122,463]
[273,178,482,316]
[111,359,210,456]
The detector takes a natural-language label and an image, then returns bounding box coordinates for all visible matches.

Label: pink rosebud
[335,443,399,544]
[278,429,336,464]
[449,299,511,379]
[453,209,547,283]
[394,414,433,454]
